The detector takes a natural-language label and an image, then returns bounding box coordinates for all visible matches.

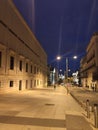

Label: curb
[70,92,86,110]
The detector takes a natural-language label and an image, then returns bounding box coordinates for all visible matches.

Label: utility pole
[66,57,68,79]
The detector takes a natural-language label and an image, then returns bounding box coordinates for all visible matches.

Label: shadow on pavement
[0,115,66,128]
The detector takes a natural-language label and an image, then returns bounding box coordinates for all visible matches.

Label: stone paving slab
[66,114,93,130]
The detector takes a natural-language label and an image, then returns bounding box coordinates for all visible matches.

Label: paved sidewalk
[0,86,96,130]
[67,86,98,109]
[66,86,98,130]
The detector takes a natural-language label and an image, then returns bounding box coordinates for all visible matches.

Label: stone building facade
[0,0,47,92]
[80,33,98,91]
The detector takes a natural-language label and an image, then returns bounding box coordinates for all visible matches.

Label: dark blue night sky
[13,0,98,74]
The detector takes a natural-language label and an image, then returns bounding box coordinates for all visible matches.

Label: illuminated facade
[47,66,58,86]
[80,33,98,90]
[0,0,47,92]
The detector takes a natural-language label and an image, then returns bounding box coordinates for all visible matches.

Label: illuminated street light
[73,55,77,59]
[68,69,71,72]
[56,56,61,60]
[56,55,77,82]
[60,69,62,72]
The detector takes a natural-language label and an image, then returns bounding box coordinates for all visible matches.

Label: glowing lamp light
[57,56,61,60]
[73,55,77,59]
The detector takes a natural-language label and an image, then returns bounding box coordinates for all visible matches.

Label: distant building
[47,65,58,86]
[0,0,47,92]
[72,71,79,85]
[80,32,98,91]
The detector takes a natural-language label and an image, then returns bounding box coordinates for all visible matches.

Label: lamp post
[65,57,68,79]
[56,55,77,82]
[56,56,61,83]
[65,56,77,82]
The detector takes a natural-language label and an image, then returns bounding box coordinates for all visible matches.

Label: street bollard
[94,104,98,128]
[86,99,90,118]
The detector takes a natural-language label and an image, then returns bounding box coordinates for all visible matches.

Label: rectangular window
[0,81,1,87]
[10,81,14,87]
[37,68,39,74]
[31,80,32,88]
[31,65,32,73]
[34,66,36,74]
[10,56,14,70]
[19,80,22,90]
[19,60,22,71]
[0,51,2,67]
[26,63,28,72]
[39,69,40,74]
[37,80,39,86]
[26,80,28,89]
[34,80,36,87]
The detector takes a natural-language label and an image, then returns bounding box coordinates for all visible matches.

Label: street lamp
[65,56,77,81]
[65,57,68,79]
[73,55,77,59]
[56,55,77,82]
[56,56,61,83]
[56,56,61,60]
